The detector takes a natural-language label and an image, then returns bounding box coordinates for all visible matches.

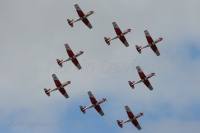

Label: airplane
[44,74,71,99]
[104,22,131,47]
[80,91,106,116]
[135,30,163,56]
[67,4,94,29]
[117,106,143,130]
[128,66,155,90]
[57,44,83,70]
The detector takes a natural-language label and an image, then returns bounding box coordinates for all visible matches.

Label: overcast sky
[1,0,200,133]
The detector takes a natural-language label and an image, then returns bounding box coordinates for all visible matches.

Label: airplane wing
[119,36,129,47]
[150,45,160,56]
[143,80,153,90]
[52,74,62,87]
[52,74,69,98]
[65,44,74,57]
[82,18,92,29]
[94,105,104,116]
[136,66,146,79]
[74,4,85,17]
[59,87,69,99]
[88,91,97,104]
[132,119,142,130]
[125,106,135,118]
[71,58,81,70]
[112,22,122,35]
[144,30,153,44]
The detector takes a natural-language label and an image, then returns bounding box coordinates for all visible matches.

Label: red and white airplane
[67,4,94,29]
[117,106,143,130]
[57,44,83,70]
[136,30,163,56]
[128,66,155,91]
[80,91,106,116]
[104,22,131,47]
[44,74,71,99]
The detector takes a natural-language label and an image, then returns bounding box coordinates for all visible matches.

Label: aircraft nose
[160,37,163,40]
[129,29,131,32]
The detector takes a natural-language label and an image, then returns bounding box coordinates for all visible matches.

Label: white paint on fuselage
[83,100,105,111]
[140,39,162,50]
[108,30,130,42]
[72,13,92,24]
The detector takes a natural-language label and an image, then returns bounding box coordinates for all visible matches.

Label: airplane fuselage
[108,29,131,42]
[83,98,106,110]
[134,73,155,85]
[140,38,163,50]
[48,82,70,92]
[120,113,143,125]
[62,51,83,63]
[73,11,94,23]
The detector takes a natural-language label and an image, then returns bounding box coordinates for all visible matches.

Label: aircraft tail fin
[67,19,74,27]
[56,59,63,67]
[44,88,50,96]
[104,37,110,45]
[128,81,135,89]
[79,106,86,114]
[117,120,123,128]
[135,45,142,54]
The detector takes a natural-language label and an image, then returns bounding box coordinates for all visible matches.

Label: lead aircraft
[117,106,143,130]
[136,30,163,56]
[104,22,131,47]
[128,66,155,90]
[67,4,94,29]
[44,74,71,99]
[80,91,106,116]
[57,44,83,70]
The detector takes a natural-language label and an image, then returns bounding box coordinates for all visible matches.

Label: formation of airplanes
[44,3,164,131]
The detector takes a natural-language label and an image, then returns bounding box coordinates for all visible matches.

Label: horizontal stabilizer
[128,81,135,89]
[104,37,110,45]
[44,88,50,96]
[117,120,123,128]
[135,45,142,54]
[56,59,63,67]
[79,106,86,114]
[67,19,74,27]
